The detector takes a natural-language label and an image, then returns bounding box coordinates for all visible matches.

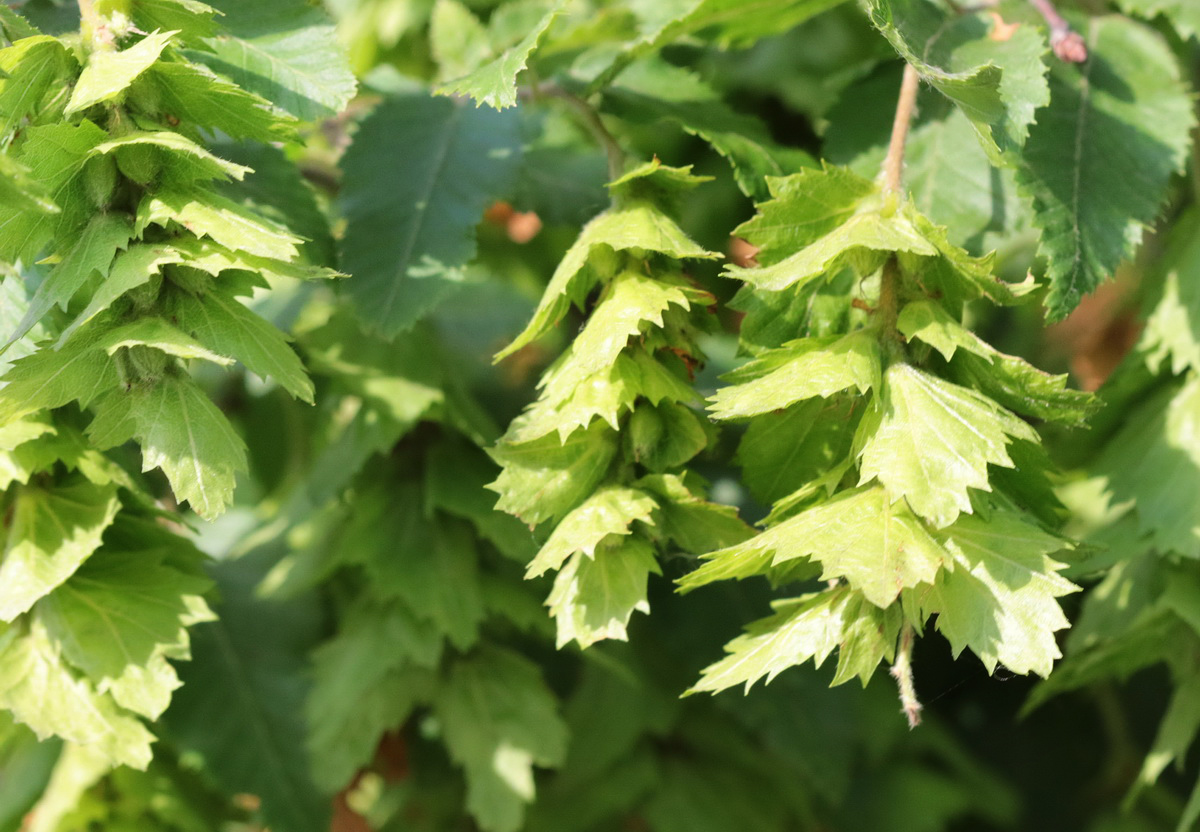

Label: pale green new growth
[689,587,899,694]
[130,377,248,519]
[0,620,155,769]
[858,364,1038,528]
[709,330,880,419]
[528,486,658,577]
[437,3,564,110]
[686,486,948,607]
[931,511,1075,677]
[548,535,660,648]
[0,481,120,621]
[66,30,178,115]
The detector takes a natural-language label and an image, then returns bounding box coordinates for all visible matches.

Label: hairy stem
[1028,0,1088,63]
[881,63,921,196]
[877,64,920,353]
[890,623,923,728]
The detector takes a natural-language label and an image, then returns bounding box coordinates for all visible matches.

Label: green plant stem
[531,83,625,182]
[890,622,922,728]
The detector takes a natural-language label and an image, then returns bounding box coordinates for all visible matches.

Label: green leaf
[0,326,118,424]
[489,420,618,526]
[167,552,328,832]
[425,438,537,562]
[734,398,857,504]
[437,2,563,109]
[167,289,313,402]
[548,534,660,648]
[689,587,899,694]
[0,480,120,622]
[630,401,708,471]
[166,235,336,282]
[97,316,234,365]
[90,130,251,185]
[899,209,1034,307]
[209,139,336,265]
[0,35,74,136]
[340,93,521,336]
[129,0,220,44]
[897,300,994,363]
[601,59,813,202]
[0,120,108,265]
[867,0,1049,159]
[187,0,356,121]
[1141,210,1200,375]
[65,29,177,115]
[1133,669,1200,794]
[1098,378,1200,556]
[128,376,248,519]
[635,472,754,554]
[58,242,186,343]
[898,300,1097,426]
[306,598,439,791]
[36,548,213,720]
[0,153,58,220]
[858,363,1038,528]
[343,491,485,650]
[497,164,717,360]
[726,165,935,292]
[1117,0,1200,39]
[1017,15,1193,320]
[136,188,302,260]
[0,7,40,41]
[132,60,297,143]
[5,213,133,349]
[429,0,491,82]
[506,273,696,442]
[684,485,948,607]
[709,330,879,419]
[930,510,1075,677]
[527,486,657,578]
[630,0,845,50]
[436,647,568,832]
[0,619,154,770]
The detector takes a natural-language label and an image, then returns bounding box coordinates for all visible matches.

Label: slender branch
[527,83,625,182]
[890,623,923,729]
[1028,0,1088,63]
[881,63,921,195]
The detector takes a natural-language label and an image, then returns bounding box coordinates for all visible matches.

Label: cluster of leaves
[0,0,330,762]
[679,159,1090,695]
[3,0,1200,830]
[490,159,755,651]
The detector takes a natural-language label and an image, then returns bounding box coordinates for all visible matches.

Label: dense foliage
[0,0,1199,829]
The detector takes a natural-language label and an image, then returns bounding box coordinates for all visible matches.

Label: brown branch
[881,63,921,195]
[1028,0,1088,63]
